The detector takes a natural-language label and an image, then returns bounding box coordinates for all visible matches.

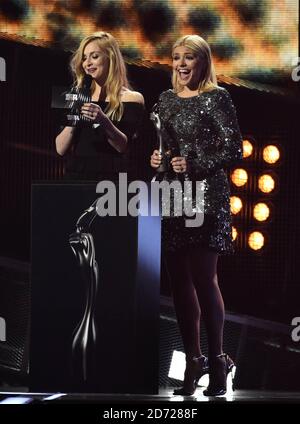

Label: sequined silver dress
[158,87,243,254]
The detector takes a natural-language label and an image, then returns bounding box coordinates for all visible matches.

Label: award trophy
[150,103,170,174]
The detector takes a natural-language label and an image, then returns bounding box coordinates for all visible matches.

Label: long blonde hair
[70,31,130,121]
[172,35,218,94]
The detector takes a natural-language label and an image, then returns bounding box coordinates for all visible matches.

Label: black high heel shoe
[173,355,209,396]
[203,353,235,396]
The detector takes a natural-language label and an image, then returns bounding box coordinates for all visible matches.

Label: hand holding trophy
[150,103,170,173]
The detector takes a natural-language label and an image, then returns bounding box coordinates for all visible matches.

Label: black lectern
[30,183,161,394]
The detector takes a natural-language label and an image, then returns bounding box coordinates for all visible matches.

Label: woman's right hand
[150,150,162,168]
[55,126,75,156]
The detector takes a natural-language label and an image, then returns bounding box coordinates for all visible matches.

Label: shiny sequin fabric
[157,87,243,254]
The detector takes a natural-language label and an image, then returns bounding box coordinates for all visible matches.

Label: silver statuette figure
[150,103,170,173]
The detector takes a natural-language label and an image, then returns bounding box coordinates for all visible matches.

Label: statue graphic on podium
[69,200,99,384]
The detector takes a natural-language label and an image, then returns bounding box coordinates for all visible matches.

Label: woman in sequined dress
[150,35,243,396]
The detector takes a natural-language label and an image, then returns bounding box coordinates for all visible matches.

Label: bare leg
[188,247,236,396]
[165,250,201,358]
[188,247,224,357]
[165,249,210,395]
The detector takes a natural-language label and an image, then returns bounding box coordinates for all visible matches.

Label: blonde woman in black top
[56,31,144,180]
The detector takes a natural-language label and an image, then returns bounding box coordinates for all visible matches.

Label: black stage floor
[1,388,300,403]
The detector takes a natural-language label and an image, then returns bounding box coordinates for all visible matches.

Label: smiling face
[172,45,202,90]
[82,40,109,85]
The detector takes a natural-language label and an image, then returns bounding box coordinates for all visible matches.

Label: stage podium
[30,182,161,394]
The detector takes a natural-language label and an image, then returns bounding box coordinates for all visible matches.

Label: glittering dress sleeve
[156,92,180,155]
[187,89,243,179]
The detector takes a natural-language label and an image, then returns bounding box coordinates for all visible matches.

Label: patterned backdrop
[0,0,298,81]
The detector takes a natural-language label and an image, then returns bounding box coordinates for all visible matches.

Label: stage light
[258,174,275,193]
[243,139,253,158]
[232,226,238,241]
[230,196,243,214]
[0,397,33,404]
[248,231,265,250]
[263,145,280,164]
[253,202,270,222]
[231,168,248,187]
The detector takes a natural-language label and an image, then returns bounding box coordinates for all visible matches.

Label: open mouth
[178,69,191,81]
[87,68,97,74]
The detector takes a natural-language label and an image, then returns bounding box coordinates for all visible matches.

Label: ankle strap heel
[203,353,235,397]
[173,355,209,396]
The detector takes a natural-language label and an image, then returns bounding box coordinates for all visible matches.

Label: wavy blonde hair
[172,35,218,94]
[70,31,130,121]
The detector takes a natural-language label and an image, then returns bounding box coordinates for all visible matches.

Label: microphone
[81,74,93,99]
[67,74,93,127]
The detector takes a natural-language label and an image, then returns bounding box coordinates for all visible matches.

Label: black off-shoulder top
[65,101,144,181]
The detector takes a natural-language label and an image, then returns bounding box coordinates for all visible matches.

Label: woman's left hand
[81,103,107,124]
[171,156,187,173]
